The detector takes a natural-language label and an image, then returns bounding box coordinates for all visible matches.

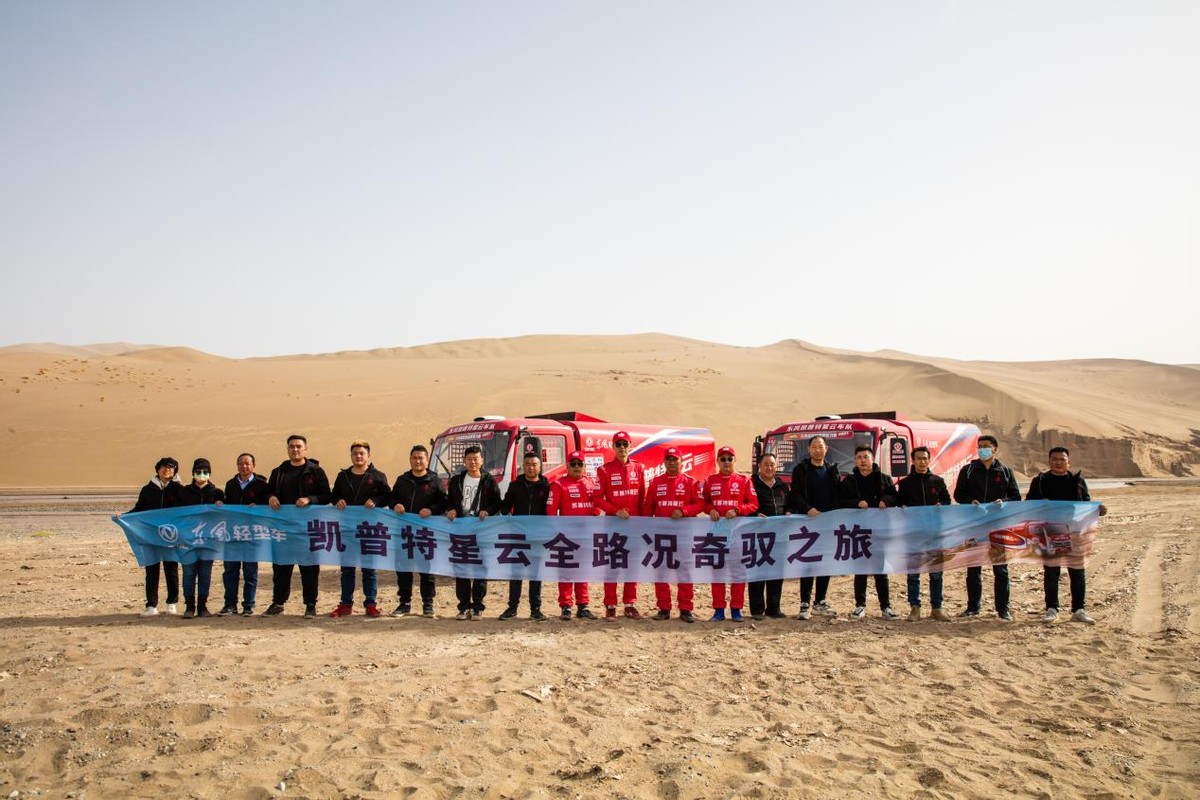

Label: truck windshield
[765,431,876,480]
[430,431,513,484]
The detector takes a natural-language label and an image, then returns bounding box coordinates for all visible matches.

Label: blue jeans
[222,561,259,611]
[182,560,214,601]
[340,567,377,607]
[906,571,943,608]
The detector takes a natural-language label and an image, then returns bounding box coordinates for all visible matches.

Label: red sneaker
[624,606,642,619]
[330,603,353,617]
[364,604,381,618]
[605,606,618,621]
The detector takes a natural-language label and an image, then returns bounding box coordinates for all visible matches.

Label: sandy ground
[0,483,1197,799]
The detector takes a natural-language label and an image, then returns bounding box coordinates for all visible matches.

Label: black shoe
[217,606,236,617]
[679,610,696,623]
[182,602,196,619]
[653,609,670,621]
[197,603,212,618]
[304,604,317,619]
[265,603,285,616]
[576,607,597,620]
[766,610,788,619]
[530,609,547,621]
[422,602,435,618]
[560,606,573,620]
[498,606,518,621]
[391,603,411,618]
[242,608,255,617]
[959,608,980,618]
[751,613,765,621]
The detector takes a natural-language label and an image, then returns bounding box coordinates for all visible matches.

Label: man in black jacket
[896,446,952,622]
[446,445,502,620]
[329,440,391,618]
[1027,447,1107,625]
[219,452,270,617]
[265,434,332,618]
[786,437,842,619]
[498,451,551,621]
[953,434,1022,620]
[839,446,899,620]
[749,452,789,620]
[390,445,448,618]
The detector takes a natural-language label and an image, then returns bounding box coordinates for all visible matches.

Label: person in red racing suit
[702,446,758,622]
[547,451,600,620]
[591,431,648,619]
[645,448,706,623]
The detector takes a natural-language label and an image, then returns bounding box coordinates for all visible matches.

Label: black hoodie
[501,474,551,516]
[331,464,391,507]
[130,478,183,513]
[839,465,897,509]
[390,470,448,514]
[178,481,225,506]
[267,458,331,506]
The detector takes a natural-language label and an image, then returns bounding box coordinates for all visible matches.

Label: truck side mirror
[888,437,910,477]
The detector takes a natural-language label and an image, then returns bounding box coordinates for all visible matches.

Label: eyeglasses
[718,457,734,463]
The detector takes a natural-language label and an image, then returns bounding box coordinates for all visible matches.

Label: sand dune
[1,334,1197,488]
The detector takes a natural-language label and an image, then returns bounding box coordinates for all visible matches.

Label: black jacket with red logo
[267,458,332,506]
[331,464,391,507]
[896,470,951,507]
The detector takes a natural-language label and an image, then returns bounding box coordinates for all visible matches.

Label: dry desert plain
[0,335,1198,798]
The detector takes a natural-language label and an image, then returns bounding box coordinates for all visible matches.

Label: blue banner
[115,501,1100,581]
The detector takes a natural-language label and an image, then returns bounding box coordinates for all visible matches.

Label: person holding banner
[749,452,789,620]
[592,431,648,620]
[646,448,705,623]
[177,458,225,619]
[446,445,502,620]
[499,451,551,621]
[840,446,899,619]
[329,440,390,619]
[265,435,332,619]
[219,453,269,617]
[390,444,448,618]
[897,446,952,622]
[953,435,1021,621]
[1027,447,1107,625]
[704,446,758,622]
[787,437,842,620]
[127,456,184,617]
[548,451,601,620]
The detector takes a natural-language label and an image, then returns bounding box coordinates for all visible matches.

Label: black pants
[854,574,891,610]
[799,575,830,606]
[397,572,436,605]
[506,580,543,610]
[1044,566,1086,611]
[966,565,1010,614]
[272,564,321,606]
[747,580,783,616]
[456,578,488,612]
[145,561,179,606]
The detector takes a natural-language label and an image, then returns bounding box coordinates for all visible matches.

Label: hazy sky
[2,2,1196,363]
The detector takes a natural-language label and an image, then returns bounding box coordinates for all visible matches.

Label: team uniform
[221,471,270,615]
[838,465,897,616]
[547,474,601,613]
[500,473,552,618]
[592,457,648,612]
[645,472,705,614]
[329,463,391,615]
[702,472,758,615]
[1027,470,1094,618]
[266,458,332,613]
[953,457,1021,617]
[896,469,951,613]
[389,469,448,615]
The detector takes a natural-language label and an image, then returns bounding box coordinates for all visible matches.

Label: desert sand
[1,335,1198,798]
[0,483,1197,798]
[1,334,1198,486]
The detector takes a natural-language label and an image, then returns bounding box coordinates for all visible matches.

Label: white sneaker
[797,603,811,620]
[851,605,866,619]
[881,608,899,620]
[1072,609,1095,625]
[1042,607,1059,623]
[166,603,178,615]
[140,606,158,617]
[814,602,836,617]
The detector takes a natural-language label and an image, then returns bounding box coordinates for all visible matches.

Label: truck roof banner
[115,501,1100,581]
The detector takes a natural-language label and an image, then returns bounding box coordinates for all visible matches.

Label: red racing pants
[557,582,590,608]
[654,582,693,611]
[603,581,638,607]
[711,582,746,610]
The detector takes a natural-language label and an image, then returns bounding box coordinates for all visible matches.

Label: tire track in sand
[1131,537,1166,635]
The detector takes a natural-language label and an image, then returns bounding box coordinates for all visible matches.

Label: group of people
[128,432,1105,625]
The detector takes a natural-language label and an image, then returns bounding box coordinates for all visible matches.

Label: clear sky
[2,1,1197,363]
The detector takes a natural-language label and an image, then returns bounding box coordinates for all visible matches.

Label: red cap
[614,431,631,445]
[663,447,681,460]
[718,445,736,458]
[567,451,584,463]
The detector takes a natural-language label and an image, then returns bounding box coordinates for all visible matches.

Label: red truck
[752,411,981,487]
[430,412,717,495]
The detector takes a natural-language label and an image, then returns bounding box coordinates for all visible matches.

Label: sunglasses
[718,457,734,463]
[568,460,584,467]
[614,441,631,447]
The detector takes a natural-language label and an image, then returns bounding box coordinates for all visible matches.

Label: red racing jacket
[592,458,648,516]
[547,475,601,516]
[645,473,705,518]
[702,472,759,517]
